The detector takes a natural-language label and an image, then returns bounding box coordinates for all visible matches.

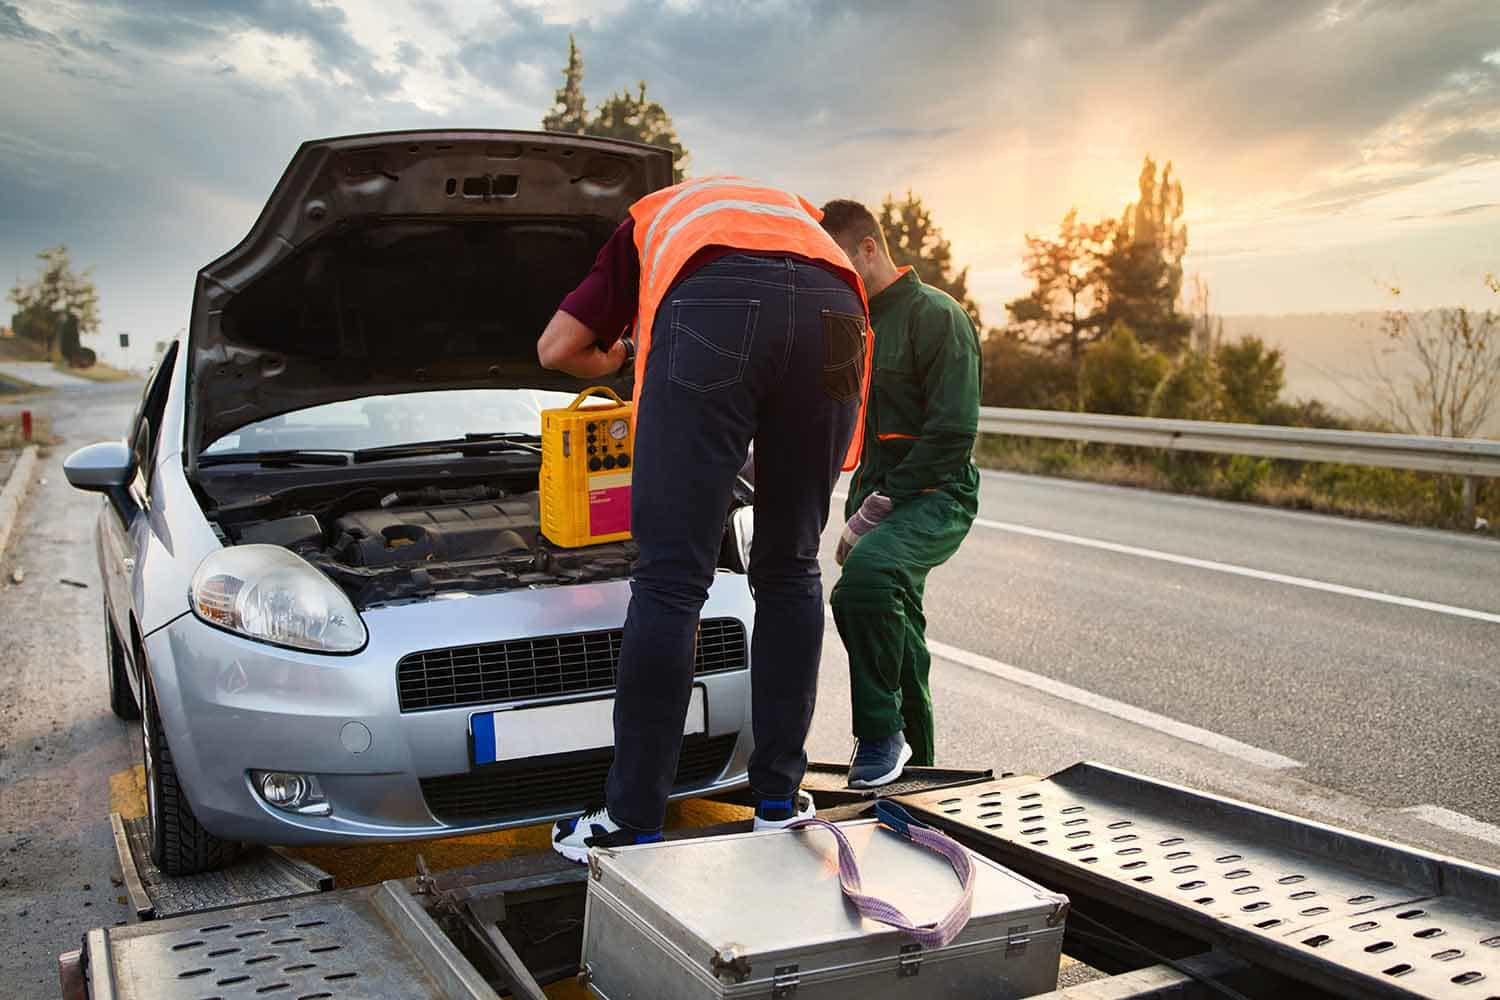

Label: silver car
[64,131,756,875]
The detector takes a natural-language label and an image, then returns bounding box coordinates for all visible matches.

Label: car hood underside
[187,130,672,466]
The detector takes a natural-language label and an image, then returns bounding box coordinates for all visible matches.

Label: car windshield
[201,388,578,456]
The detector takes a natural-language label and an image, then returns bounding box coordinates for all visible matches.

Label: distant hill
[1219,311,1500,437]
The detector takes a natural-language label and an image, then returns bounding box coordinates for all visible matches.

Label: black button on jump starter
[588,457,603,471]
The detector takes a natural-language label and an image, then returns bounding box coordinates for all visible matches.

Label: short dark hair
[820,199,889,256]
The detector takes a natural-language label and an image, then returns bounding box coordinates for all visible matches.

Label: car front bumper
[142,577,754,845]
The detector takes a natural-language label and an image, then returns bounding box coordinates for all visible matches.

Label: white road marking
[1400,804,1500,848]
[924,637,1306,771]
[833,488,1500,622]
[821,603,1301,770]
[974,517,1500,625]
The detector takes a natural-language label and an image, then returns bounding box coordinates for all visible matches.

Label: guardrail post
[1462,476,1477,527]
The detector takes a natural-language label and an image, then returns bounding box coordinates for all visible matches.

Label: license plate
[470,687,707,766]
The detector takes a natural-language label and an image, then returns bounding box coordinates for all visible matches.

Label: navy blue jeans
[605,254,865,831]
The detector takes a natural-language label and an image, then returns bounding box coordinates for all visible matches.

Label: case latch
[772,963,800,996]
[898,943,922,977]
[1007,924,1032,956]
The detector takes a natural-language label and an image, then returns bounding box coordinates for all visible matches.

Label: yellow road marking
[109,765,146,820]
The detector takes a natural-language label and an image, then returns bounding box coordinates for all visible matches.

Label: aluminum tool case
[580,819,1069,999]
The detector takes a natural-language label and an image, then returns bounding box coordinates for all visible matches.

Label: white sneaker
[753,789,816,830]
[551,805,662,863]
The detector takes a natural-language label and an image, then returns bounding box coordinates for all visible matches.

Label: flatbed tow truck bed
[60,762,1500,999]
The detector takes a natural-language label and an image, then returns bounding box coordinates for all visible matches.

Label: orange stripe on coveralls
[877,432,918,441]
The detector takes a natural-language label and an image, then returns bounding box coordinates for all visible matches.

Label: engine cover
[330,496,540,568]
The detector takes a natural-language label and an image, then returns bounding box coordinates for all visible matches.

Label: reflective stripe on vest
[628,177,874,471]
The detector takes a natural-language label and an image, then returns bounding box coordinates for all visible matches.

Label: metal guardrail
[978,408,1500,479]
[978,407,1500,520]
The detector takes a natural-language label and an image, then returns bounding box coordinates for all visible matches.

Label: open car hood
[186,130,672,465]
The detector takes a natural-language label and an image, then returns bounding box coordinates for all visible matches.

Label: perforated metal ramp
[111,813,332,921]
[895,762,1500,1000]
[84,880,499,1000]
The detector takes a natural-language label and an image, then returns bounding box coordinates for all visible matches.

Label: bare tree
[1365,276,1500,439]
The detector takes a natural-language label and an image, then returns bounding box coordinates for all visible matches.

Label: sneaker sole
[552,839,591,864]
[753,806,816,831]
[847,741,914,789]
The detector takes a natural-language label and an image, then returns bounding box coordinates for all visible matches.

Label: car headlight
[191,544,366,653]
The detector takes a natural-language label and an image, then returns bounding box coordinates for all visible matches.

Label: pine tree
[585,82,688,182]
[542,35,589,134]
[1099,156,1191,353]
[878,191,981,327]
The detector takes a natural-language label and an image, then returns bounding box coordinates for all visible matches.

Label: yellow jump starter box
[540,386,634,548]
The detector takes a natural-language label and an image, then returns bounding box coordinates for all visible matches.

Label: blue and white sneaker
[551,805,663,863]
[752,790,816,831]
[847,732,914,789]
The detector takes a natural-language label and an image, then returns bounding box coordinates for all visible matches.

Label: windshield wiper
[352,433,542,464]
[199,450,352,468]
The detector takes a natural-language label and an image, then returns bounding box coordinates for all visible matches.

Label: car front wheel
[140,666,242,875]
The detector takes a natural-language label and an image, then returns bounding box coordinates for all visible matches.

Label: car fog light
[253,771,329,815]
[260,771,307,807]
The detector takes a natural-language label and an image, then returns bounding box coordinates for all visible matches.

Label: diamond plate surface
[897,764,1500,1000]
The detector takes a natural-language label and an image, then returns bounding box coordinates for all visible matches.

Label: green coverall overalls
[830,267,980,766]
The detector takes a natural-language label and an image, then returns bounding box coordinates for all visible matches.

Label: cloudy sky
[3,0,1498,367]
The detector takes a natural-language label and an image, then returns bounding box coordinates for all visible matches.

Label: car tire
[105,608,141,721]
[140,666,242,875]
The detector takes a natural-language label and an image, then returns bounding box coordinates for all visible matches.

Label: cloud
[2,0,1499,355]
[1,1,56,46]
[1394,201,1499,221]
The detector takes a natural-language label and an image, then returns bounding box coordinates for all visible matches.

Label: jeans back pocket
[668,298,759,392]
[820,309,867,403]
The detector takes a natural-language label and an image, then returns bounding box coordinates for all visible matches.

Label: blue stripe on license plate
[471,711,498,765]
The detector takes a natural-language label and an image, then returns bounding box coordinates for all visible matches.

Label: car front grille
[397,618,748,712]
[419,734,740,825]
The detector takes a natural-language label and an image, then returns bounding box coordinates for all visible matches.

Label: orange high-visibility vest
[628,177,873,471]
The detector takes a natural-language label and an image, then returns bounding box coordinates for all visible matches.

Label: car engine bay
[200,473,641,609]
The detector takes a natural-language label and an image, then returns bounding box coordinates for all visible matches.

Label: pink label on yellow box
[588,472,632,536]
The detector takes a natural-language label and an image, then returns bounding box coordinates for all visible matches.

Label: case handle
[566,385,627,410]
[788,806,974,949]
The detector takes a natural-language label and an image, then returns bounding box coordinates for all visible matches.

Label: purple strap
[788,804,974,949]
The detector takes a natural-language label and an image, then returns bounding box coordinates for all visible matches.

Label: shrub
[1215,335,1284,422]
[1079,323,1170,415]
[1149,350,1226,421]
[1218,454,1271,501]
[981,331,1078,410]
[1263,397,1353,430]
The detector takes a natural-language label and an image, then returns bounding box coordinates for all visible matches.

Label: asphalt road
[1,379,1497,995]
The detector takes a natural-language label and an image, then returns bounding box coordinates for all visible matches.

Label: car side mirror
[64,441,135,492]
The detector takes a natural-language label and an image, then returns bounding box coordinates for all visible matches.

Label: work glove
[835,492,893,566]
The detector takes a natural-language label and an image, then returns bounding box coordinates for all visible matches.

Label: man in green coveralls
[820,199,981,787]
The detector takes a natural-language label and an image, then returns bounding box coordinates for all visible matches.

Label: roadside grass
[0,372,45,399]
[0,337,50,362]
[0,411,57,449]
[56,360,135,382]
[975,434,1498,537]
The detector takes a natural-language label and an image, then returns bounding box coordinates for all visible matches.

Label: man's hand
[835,492,894,566]
[537,309,628,378]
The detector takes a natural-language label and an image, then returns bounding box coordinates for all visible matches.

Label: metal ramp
[894,762,1500,1000]
[82,880,497,1000]
[110,813,332,921]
